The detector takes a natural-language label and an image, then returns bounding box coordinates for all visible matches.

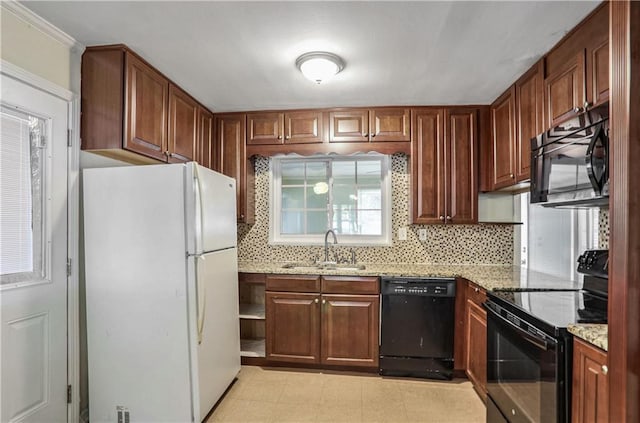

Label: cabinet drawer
[266,274,321,292]
[321,276,379,294]
[467,282,487,305]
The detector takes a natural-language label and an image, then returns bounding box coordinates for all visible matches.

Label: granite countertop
[568,324,608,351]
[237,261,582,292]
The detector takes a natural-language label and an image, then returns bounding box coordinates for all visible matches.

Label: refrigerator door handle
[193,164,205,255]
[196,255,207,344]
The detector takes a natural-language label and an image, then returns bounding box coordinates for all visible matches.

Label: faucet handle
[349,248,357,264]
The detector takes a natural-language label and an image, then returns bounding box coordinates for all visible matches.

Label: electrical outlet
[418,229,427,241]
[397,227,407,241]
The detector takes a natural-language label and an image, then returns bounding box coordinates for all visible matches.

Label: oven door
[486,303,565,423]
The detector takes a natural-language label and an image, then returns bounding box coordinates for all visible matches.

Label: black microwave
[530,103,609,207]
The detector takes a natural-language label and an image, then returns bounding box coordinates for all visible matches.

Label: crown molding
[1,60,74,101]
[1,1,84,53]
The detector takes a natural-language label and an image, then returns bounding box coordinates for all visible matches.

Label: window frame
[269,154,392,246]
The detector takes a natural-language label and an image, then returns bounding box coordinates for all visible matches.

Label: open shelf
[240,338,265,357]
[239,303,265,320]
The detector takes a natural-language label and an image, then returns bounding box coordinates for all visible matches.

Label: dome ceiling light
[295,52,345,84]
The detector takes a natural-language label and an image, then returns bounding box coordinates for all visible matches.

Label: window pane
[306,161,327,185]
[1,108,44,284]
[357,211,383,235]
[281,161,305,185]
[333,161,356,185]
[306,187,328,209]
[358,188,381,209]
[282,187,305,209]
[333,185,357,209]
[306,211,328,234]
[357,160,382,185]
[333,208,358,234]
[281,211,303,234]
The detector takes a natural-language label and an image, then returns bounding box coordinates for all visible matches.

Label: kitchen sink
[281,263,366,271]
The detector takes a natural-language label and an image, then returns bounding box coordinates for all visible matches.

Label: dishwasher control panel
[381,277,456,297]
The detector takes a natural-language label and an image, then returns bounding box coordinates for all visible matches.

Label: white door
[1,75,69,422]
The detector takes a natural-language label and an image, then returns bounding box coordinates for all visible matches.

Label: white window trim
[269,154,392,246]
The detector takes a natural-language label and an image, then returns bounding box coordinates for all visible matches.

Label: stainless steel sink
[281,263,366,271]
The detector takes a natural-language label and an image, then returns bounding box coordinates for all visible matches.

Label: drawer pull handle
[314,298,319,304]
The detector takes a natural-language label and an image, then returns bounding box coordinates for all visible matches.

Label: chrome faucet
[324,229,338,263]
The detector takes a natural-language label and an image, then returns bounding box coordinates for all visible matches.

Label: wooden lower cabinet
[321,294,379,367]
[465,282,487,400]
[572,338,608,423]
[265,275,380,369]
[265,291,320,364]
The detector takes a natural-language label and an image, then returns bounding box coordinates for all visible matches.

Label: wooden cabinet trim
[321,276,379,294]
[490,86,517,189]
[329,109,370,142]
[446,108,478,224]
[465,298,487,400]
[247,112,284,145]
[167,84,198,163]
[370,108,411,142]
[284,110,324,144]
[239,273,266,284]
[266,274,321,292]
[572,338,608,423]
[514,61,544,182]
[544,51,586,128]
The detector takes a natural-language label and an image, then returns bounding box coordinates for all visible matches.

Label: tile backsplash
[238,154,514,265]
[599,209,609,249]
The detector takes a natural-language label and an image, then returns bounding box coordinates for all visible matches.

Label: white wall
[0,4,73,90]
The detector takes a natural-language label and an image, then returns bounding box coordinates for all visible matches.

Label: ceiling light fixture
[296,52,345,84]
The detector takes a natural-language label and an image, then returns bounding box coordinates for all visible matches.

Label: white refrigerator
[83,162,240,423]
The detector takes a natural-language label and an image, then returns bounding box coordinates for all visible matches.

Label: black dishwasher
[379,276,456,380]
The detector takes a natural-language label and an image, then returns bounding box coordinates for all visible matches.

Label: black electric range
[485,250,608,423]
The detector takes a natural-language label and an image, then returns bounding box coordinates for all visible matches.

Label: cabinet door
[329,110,370,142]
[284,111,324,144]
[124,53,168,161]
[197,107,215,170]
[167,85,198,163]
[370,108,410,142]
[515,62,543,182]
[572,338,609,423]
[215,114,249,222]
[491,87,517,189]
[265,292,320,364]
[321,294,379,367]
[247,112,284,145]
[544,51,586,128]
[446,108,477,224]
[465,294,487,400]
[411,108,446,224]
[588,40,609,108]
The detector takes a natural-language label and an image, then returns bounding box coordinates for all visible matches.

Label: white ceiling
[23,1,600,113]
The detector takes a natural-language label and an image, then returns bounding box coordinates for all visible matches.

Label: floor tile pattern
[207,366,486,423]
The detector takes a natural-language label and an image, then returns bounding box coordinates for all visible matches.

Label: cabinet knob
[371,133,376,138]
[164,151,170,157]
[439,215,445,221]
[474,287,479,293]
[584,101,592,110]
[573,106,584,114]
[602,365,608,375]
[322,299,326,305]
[363,133,369,138]
[285,135,290,140]
[510,173,514,178]
[314,298,319,303]
[277,135,282,140]
[446,215,452,221]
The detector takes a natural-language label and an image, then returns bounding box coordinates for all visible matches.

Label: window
[270,154,391,245]
[0,106,46,285]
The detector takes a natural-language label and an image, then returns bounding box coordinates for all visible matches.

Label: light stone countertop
[238,261,582,292]
[568,324,608,351]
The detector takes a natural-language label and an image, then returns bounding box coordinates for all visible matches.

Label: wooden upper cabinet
[265,291,320,364]
[124,53,169,162]
[446,109,477,224]
[588,39,609,108]
[411,108,477,224]
[515,61,544,182]
[411,108,445,224]
[167,85,198,163]
[285,110,324,144]
[491,86,517,189]
[321,294,379,368]
[544,51,586,128]
[198,106,215,170]
[329,109,370,142]
[371,108,410,141]
[573,338,609,423]
[247,112,284,145]
[215,113,254,223]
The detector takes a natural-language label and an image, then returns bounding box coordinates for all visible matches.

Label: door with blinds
[1,75,69,422]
